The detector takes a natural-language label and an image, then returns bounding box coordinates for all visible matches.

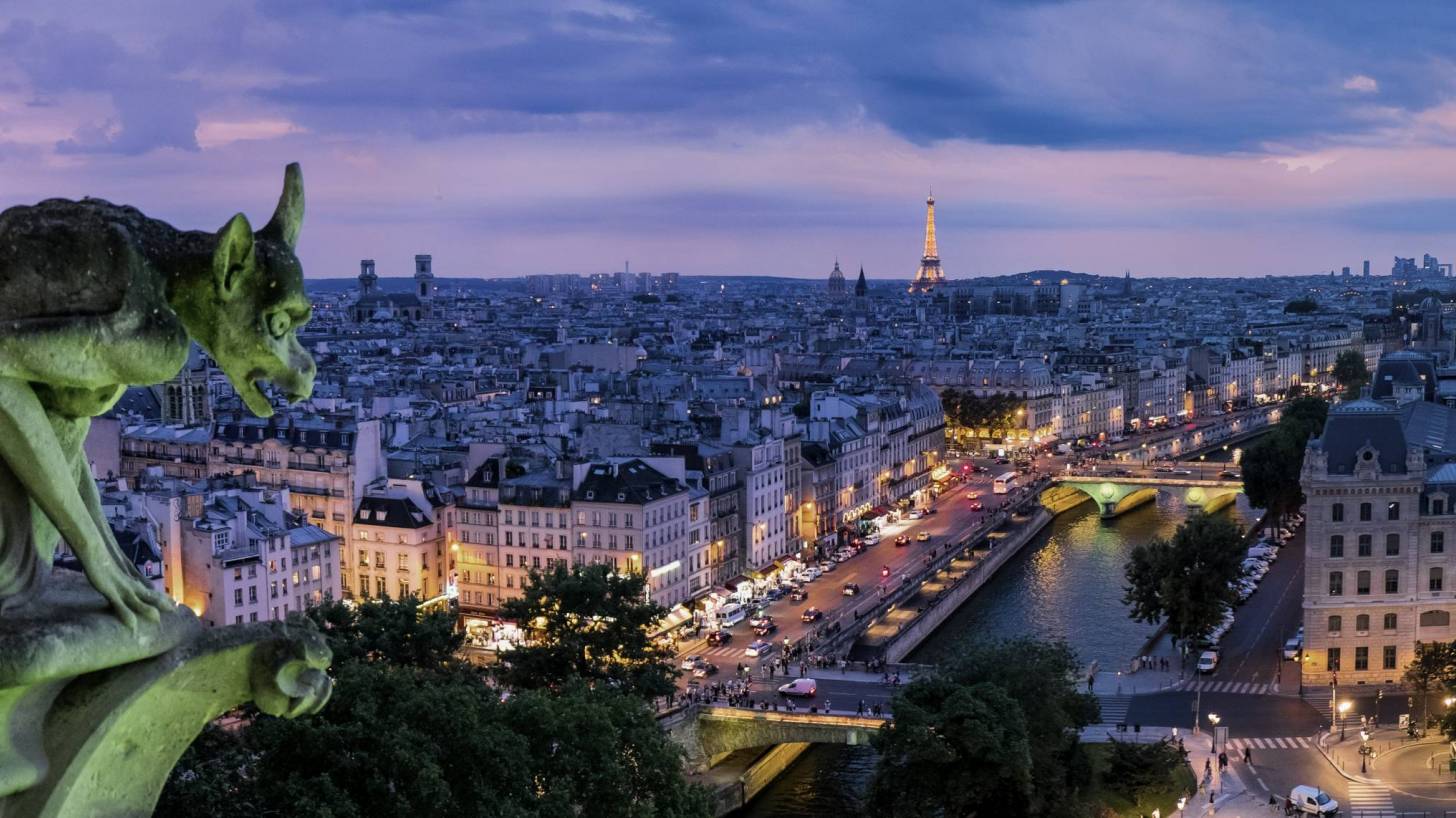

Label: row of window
[1327,532,1446,557]
[1327,610,1452,632]
[1327,569,1441,595]
[1331,501,1405,522]
[1325,645,1398,671]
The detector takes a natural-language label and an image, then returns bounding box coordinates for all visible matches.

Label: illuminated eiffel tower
[908,192,944,293]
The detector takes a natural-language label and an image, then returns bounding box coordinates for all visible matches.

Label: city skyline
[6,2,1456,278]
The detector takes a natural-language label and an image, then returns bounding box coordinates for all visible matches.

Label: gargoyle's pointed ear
[215,213,255,297]
[258,162,304,250]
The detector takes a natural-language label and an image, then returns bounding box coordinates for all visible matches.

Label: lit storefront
[462,616,524,652]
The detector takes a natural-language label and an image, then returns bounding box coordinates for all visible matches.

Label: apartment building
[1302,390,1456,686]
[351,478,453,602]
[572,458,694,608]
[496,467,573,604]
[456,458,502,613]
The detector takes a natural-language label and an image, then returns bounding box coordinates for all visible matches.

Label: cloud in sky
[2,0,1456,278]
[1343,74,1380,93]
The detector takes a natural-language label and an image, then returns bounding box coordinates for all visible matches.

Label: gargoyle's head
[195,163,316,417]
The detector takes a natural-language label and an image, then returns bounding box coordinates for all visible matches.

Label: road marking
[1345,781,1395,814]
[1255,776,1268,791]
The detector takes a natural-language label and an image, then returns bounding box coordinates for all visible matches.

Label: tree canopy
[158,591,706,818]
[869,638,1098,818]
[1123,514,1246,645]
[940,389,1027,440]
[494,563,678,699]
[1102,738,1187,809]
[1241,396,1328,518]
[1332,349,1370,399]
[1283,297,1318,314]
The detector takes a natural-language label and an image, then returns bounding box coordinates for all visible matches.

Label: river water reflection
[736,491,1260,817]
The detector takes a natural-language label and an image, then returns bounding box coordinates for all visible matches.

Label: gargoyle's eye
[267,312,290,339]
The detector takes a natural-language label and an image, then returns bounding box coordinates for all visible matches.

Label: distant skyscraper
[1364,260,1371,277]
[827,259,846,298]
[908,193,944,293]
[1342,266,1351,276]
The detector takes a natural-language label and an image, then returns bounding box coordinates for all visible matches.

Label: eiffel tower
[908,192,944,293]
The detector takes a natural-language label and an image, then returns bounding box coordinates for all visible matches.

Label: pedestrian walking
[1217,750,1228,770]
[1242,746,1252,766]
[857,699,865,716]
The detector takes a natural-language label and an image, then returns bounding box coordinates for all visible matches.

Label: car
[1153,466,1174,473]
[925,507,939,515]
[692,661,719,678]
[842,582,861,596]
[916,531,931,542]
[822,560,838,573]
[966,491,979,500]
[681,655,703,671]
[968,501,983,511]
[764,586,784,601]
[754,621,778,637]
[895,535,910,547]
[801,607,823,623]
[1197,650,1219,674]
[749,613,773,628]
[706,630,732,646]
[1219,470,1241,479]
[864,534,882,545]
[803,567,822,581]
[745,639,774,657]
[1283,637,1303,660]
[1288,785,1339,815]
[908,510,925,520]
[777,677,818,697]
[789,589,808,603]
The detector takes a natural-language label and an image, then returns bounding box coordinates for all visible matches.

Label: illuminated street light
[1338,700,1352,740]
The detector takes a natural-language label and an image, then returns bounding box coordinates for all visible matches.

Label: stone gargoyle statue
[0,165,331,816]
[0,163,316,627]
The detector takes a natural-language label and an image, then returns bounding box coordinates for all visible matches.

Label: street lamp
[1338,700,1352,741]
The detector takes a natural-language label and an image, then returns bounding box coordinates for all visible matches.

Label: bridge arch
[662,706,884,771]
[1047,478,1244,520]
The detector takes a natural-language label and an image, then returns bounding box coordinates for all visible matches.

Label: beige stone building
[1302,394,1456,687]
[350,478,454,602]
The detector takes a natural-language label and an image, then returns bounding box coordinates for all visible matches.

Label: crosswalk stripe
[1228,736,1310,750]
[1346,781,1395,813]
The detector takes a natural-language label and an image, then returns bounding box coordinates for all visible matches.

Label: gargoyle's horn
[259,162,304,250]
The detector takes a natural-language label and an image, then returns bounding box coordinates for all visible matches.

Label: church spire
[855,265,868,297]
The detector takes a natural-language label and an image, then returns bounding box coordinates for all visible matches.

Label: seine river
[737,490,1261,817]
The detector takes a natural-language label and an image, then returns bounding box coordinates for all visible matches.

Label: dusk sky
[5,1,1456,279]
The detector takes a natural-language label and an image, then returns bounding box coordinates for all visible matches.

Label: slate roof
[1316,397,1409,475]
[355,495,431,528]
[1371,351,1437,402]
[574,459,685,504]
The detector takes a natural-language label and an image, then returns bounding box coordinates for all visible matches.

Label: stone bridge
[1042,475,1243,519]
[660,704,884,772]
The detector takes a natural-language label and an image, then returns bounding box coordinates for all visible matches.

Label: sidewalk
[1318,725,1456,785]
[1088,630,1186,695]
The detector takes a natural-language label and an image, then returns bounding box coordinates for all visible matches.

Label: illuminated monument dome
[908,192,944,293]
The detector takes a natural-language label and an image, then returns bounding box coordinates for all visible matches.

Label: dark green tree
[1283,297,1318,314]
[1332,349,1370,398]
[870,639,1098,817]
[304,594,462,670]
[1103,738,1188,809]
[494,563,677,698]
[1408,641,1456,728]
[869,680,1034,817]
[1241,396,1328,519]
[1123,514,1246,645]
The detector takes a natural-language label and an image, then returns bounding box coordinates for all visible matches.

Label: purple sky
[4,1,1456,279]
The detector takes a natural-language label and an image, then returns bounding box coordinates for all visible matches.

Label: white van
[718,603,746,627]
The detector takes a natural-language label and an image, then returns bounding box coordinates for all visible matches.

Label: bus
[992,472,1017,494]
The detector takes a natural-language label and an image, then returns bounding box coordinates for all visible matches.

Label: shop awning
[649,604,694,637]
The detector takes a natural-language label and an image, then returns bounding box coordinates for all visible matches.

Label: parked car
[864,534,882,545]
[1283,636,1304,660]
[1288,785,1339,815]
[822,560,838,573]
[777,678,818,697]
[745,639,774,657]
[916,531,931,542]
[801,607,823,623]
[681,655,703,670]
[803,567,822,580]
[707,630,732,647]
[1197,650,1219,674]
[842,583,861,596]
[908,510,925,520]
